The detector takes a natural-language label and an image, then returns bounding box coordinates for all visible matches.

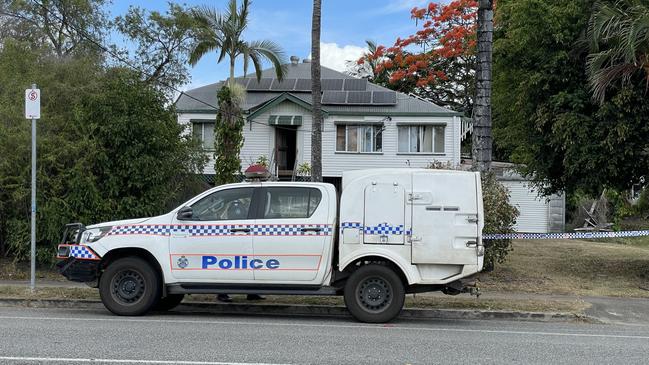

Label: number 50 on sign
[25,88,40,119]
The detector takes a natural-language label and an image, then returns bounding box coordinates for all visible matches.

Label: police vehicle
[57,167,484,323]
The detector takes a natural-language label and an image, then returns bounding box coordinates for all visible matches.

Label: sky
[106,0,439,91]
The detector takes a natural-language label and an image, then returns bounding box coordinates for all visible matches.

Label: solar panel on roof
[321,79,344,91]
[343,79,367,91]
[247,78,272,91]
[372,91,397,105]
[346,91,372,104]
[322,91,347,104]
[270,78,297,91]
[295,78,311,91]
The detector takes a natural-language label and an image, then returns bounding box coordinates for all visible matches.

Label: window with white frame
[192,122,215,150]
[397,125,445,153]
[336,124,383,153]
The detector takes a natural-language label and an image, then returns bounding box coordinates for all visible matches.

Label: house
[176,56,463,185]
[175,57,564,233]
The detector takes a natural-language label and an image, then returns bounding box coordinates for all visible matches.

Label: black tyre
[343,264,405,323]
[99,257,160,316]
[155,294,185,311]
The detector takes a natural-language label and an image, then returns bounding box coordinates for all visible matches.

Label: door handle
[229,228,251,233]
[300,227,323,232]
[467,217,479,223]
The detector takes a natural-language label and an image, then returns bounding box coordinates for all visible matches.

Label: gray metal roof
[176,63,459,116]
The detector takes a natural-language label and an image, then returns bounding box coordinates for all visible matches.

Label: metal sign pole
[29,83,38,292]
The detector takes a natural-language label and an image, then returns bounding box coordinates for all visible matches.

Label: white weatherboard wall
[179,109,461,177]
[322,116,461,177]
[501,180,565,233]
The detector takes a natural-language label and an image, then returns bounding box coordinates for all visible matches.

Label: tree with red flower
[354,0,479,115]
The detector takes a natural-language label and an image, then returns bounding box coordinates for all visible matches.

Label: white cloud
[316,42,367,72]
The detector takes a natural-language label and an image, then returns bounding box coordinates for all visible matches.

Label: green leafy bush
[481,173,519,271]
[0,48,207,263]
[213,86,245,185]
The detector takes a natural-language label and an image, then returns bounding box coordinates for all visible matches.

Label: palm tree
[587,0,649,103]
[310,0,323,182]
[472,0,494,172]
[188,0,287,86]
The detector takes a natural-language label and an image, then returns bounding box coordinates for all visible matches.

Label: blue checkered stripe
[365,223,410,235]
[484,230,649,240]
[108,224,332,237]
[341,222,362,229]
[69,245,98,259]
[172,225,234,236]
[341,222,411,235]
[109,225,171,236]
[252,225,332,236]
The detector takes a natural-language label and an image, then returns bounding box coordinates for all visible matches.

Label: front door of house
[275,127,297,177]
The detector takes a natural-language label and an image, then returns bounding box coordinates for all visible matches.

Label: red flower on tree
[358,0,479,91]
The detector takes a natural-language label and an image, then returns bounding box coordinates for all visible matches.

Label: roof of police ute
[217,181,333,187]
[341,168,478,189]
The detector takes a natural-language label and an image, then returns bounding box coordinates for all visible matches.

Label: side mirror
[176,206,193,220]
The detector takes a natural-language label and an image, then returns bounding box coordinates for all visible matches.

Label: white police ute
[57,168,484,323]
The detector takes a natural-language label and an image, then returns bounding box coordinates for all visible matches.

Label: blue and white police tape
[483,230,649,240]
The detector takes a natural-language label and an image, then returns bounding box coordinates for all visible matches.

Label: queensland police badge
[177,256,189,269]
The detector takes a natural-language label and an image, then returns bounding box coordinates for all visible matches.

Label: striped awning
[268,115,302,126]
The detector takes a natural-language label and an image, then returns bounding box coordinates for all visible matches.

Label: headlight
[82,226,112,243]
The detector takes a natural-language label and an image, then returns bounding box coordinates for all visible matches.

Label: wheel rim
[110,269,146,305]
[356,276,393,313]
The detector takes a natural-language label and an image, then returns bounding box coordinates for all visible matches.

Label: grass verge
[0,258,65,282]
[0,286,586,314]
[481,238,649,297]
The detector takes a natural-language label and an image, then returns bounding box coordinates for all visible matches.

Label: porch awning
[268,115,302,126]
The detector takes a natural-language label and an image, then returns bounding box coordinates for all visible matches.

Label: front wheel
[99,257,160,316]
[343,264,405,323]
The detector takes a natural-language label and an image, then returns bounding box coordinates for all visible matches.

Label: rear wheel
[155,294,185,311]
[343,264,405,323]
[99,257,160,316]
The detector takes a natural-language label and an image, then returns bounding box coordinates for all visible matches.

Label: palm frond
[246,39,287,81]
[589,62,637,102]
[587,0,649,103]
[365,39,377,53]
[189,5,226,66]
[188,40,218,66]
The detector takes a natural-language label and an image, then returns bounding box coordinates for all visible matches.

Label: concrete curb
[0,297,595,323]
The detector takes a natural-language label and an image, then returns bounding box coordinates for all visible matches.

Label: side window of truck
[261,187,322,219]
[190,188,255,221]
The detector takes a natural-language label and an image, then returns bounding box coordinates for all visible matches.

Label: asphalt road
[1,306,648,365]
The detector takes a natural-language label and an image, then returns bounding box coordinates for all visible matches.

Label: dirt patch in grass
[481,238,649,298]
[0,258,64,281]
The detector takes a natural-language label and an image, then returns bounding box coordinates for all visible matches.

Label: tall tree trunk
[229,55,236,87]
[310,0,323,182]
[472,0,493,172]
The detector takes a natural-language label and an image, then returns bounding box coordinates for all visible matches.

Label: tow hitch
[442,278,481,298]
